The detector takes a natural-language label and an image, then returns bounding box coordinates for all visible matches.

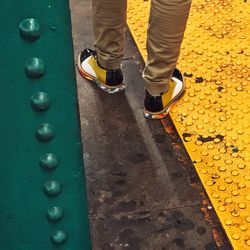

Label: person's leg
[143,0,192,96]
[77,0,127,93]
[93,0,127,69]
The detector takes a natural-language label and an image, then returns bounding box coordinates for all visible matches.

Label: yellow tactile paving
[127,0,250,249]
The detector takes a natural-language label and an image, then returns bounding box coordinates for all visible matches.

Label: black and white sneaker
[77,49,126,94]
[144,69,186,119]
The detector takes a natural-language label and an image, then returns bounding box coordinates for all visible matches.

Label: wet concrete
[70,0,232,249]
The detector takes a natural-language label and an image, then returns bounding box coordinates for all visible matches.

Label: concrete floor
[70,0,232,249]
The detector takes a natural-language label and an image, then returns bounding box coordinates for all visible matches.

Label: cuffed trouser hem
[96,51,123,70]
[143,77,170,96]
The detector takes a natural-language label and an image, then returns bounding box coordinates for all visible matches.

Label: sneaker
[144,69,185,119]
[77,49,126,94]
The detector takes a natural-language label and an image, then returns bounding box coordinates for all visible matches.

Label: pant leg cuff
[97,52,122,70]
[144,78,170,96]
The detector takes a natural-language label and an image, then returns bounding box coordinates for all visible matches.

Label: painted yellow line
[127,0,250,249]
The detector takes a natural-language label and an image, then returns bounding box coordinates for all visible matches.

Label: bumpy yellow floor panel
[127,0,250,249]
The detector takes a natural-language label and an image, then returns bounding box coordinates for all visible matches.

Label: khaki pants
[93,0,191,95]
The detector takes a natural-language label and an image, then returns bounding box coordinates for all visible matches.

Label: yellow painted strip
[127,0,250,249]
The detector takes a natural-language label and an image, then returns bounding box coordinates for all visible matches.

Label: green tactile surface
[0,1,91,249]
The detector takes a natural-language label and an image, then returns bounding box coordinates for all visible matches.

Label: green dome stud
[35,123,54,142]
[51,230,67,244]
[24,58,45,79]
[47,206,64,222]
[39,153,59,171]
[50,25,56,31]
[30,92,50,112]
[43,180,61,197]
[19,18,41,42]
